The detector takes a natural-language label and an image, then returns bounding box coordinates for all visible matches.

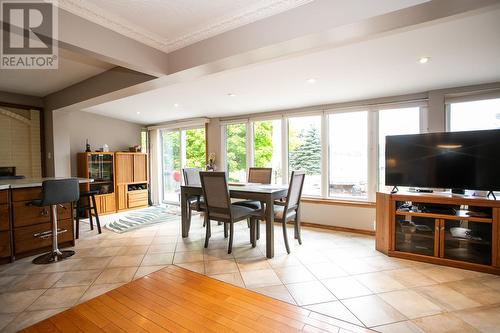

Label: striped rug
[104,206,178,233]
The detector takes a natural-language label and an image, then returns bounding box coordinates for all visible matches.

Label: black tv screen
[385,129,500,191]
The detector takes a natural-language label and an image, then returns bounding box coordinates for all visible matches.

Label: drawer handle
[33,228,68,239]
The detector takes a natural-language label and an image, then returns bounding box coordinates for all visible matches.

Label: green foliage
[185,128,206,169]
[289,126,321,175]
[254,121,273,168]
[226,124,247,181]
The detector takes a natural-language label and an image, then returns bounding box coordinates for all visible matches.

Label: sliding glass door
[161,127,206,203]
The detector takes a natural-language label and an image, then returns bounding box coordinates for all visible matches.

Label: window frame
[160,125,206,203]
[220,101,426,202]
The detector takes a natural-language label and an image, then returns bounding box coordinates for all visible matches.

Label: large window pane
[329,112,368,199]
[253,120,282,184]
[161,130,181,203]
[378,107,420,191]
[288,116,321,196]
[225,123,247,182]
[185,127,206,169]
[449,98,500,132]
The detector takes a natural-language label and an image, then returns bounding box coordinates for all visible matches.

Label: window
[184,128,206,169]
[288,115,321,196]
[253,119,282,184]
[161,127,206,203]
[378,107,420,191]
[161,130,181,203]
[225,123,247,182]
[328,111,368,199]
[449,98,500,132]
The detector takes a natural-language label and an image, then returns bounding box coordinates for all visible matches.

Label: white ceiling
[84,8,500,125]
[0,49,113,97]
[57,0,428,53]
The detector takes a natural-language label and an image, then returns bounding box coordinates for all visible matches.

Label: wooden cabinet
[376,192,500,275]
[133,154,148,183]
[10,187,74,259]
[0,190,11,263]
[78,152,116,215]
[77,152,149,214]
[115,153,148,211]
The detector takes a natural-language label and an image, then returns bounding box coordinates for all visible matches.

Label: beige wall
[52,110,142,177]
[0,107,42,178]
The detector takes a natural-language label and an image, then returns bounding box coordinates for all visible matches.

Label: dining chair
[200,172,261,254]
[274,171,306,254]
[233,167,272,237]
[182,168,205,226]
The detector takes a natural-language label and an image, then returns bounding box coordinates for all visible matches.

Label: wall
[0,107,42,178]
[52,110,142,177]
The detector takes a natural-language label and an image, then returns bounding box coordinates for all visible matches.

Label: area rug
[104,206,178,233]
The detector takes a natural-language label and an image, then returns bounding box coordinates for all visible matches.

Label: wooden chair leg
[296,211,302,245]
[202,211,206,227]
[75,200,80,239]
[282,220,290,254]
[228,223,234,254]
[204,215,211,248]
[256,220,260,240]
[90,195,101,234]
[247,218,250,228]
[88,207,94,230]
[250,218,256,248]
[188,205,193,227]
[223,222,228,238]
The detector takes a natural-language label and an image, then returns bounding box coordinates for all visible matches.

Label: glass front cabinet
[390,198,497,271]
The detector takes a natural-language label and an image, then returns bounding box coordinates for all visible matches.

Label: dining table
[180,183,288,258]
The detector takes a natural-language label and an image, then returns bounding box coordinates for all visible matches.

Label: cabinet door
[440,219,492,266]
[116,154,134,184]
[116,185,127,210]
[395,215,439,257]
[133,154,147,183]
[103,194,116,213]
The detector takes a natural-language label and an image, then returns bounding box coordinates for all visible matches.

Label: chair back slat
[200,172,232,220]
[285,171,305,210]
[183,168,201,186]
[248,167,272,184]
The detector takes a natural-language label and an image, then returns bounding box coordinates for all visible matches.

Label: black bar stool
[75,190,101,239]
[30,178,80,264]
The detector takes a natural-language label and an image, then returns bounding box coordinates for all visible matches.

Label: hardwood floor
[20,265,373,333]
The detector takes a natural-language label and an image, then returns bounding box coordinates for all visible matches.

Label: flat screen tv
[385,129,500,191]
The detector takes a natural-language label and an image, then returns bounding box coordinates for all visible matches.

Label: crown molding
[55,0,313,54]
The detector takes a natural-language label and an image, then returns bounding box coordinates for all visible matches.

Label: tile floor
[0,211,500,332]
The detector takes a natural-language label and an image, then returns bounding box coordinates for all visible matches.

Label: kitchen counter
[0,177,92,263]
[0,177,92,189]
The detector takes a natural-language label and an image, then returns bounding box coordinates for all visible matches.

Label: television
[385,129,500,191]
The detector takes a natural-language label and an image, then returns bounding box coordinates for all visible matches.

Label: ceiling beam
[57,10,169,77]
[48,0,500,113]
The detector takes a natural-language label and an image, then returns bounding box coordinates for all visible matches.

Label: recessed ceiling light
[419,57,430,64]
[306,78,317,84]
[136,112,141,115]
[173,103,179,107]
[227,93,236,97]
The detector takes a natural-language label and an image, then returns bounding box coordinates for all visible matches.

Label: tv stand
[487,191,497,200]
[376,191,500,275]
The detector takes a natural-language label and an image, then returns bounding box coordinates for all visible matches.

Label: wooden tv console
[376,191,500,275]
